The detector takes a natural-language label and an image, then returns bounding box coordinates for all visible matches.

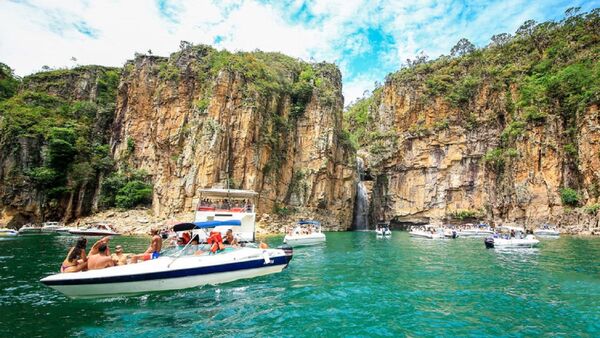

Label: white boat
[41,221,64,233]
[0,228,18,236]
[533,225,560,237]
[283,220,326,247]
[68,223,119,237]
[375,222,392,237]
[409,225,445,239]
[18,224,42,234]
[41,221,293,298]
[485,225,539,248]
[484,234,540,248]
[457,223,494,237]
[194,188,258,243]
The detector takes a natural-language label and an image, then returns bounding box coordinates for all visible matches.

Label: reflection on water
[0,233,598,337]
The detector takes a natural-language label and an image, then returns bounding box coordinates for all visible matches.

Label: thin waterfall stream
[352,157,369,230]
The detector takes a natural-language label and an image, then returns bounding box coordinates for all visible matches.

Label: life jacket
[207,231,224,253]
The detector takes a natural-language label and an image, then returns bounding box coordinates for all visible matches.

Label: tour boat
[40,221,293,299]
[409,225,445,239]
[68,223,119,237]
[375,222,392,237]
[533,224,560,237]
[194,188,259,242]
[0,228,18,236]
[283,220,326,247]
[457,223,494,237]
[18,224,42,234]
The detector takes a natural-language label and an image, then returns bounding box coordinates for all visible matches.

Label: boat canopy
[198,188,258,199]
[298,220,320,226]
[172,220,242,232]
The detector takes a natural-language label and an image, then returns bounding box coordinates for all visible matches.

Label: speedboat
[484,234,540,248]
[375,222,392,237]
[0,228,18,236]
[18,224,42,234]
[69,222,119,236]
[409,225,445,239]
[484,225,539,248]
[457,223,494,237]
[41,221,64,233]
[533,224,560,237]
[40,221,293,298]
[283,220,326,247]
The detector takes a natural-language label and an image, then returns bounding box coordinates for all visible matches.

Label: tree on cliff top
[0,62,19,101]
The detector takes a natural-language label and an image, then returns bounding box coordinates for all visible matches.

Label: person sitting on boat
[61,237,88,273]
[111,245,129,266]
[223,229,238,246]
[131,229,163,263]
[88,243,115,270]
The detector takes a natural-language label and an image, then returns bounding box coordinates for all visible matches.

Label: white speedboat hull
[409,230,444,239]
[485,236,540,248]
[41,247,292,298]
[0,229,18,236]
[533,229,560,237]
[283,233,326,246]
[457,229,494,237]
[18,226,42,234]
[68,229,120,236]
[376,230,392,237]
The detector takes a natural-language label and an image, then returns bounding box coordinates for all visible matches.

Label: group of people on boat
[60,229,163,273]
[198,198,253,212]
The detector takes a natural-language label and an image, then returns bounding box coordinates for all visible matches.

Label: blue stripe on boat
[42,256,290,286]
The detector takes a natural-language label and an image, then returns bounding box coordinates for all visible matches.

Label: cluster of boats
[4,221,120,237]
[407,223,560,248]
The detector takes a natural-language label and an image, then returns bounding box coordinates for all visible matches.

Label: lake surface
[0,232,599,337]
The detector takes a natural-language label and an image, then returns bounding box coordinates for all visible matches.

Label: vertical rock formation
[111,46,356,228]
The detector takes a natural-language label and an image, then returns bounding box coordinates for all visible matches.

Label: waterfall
[352,158,369,230]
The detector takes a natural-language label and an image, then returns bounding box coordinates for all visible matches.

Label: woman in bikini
[61,237,88,273]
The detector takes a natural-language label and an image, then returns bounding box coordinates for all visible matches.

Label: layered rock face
[349,12,600,231]
[111,47,356,229]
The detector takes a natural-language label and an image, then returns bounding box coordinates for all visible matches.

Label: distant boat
[409,225,445,239]
[40,221,64,233]
[68,222,119,236]
[485,226,540,248]
[375,222,392,237]
[533,224,560,237]
[0,229,18,237]
[18,224,42,235]
[283,220,326,247]
[457,223,494,237]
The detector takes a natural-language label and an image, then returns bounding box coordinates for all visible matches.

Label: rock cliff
[110,46,356,229]
[346,11,600,232]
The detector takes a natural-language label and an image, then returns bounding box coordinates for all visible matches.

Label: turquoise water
[0,232,599,337]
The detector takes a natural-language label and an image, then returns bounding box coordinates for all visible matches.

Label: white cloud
[0,0,593,104]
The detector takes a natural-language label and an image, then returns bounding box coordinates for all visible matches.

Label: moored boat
[409,225,445,239]
[533,224,560,237]
[18,224,42,235]
[0,228,18,236]
[68,222,119,237]
[41,220,293,298]
[457,223,494,237]
[41,221,64,233]
[484,226,539,248]
[283,220,326,247]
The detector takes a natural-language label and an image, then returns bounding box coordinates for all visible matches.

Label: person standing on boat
[131,229,163,263]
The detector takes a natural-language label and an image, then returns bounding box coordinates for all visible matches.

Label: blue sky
[0,0,598,104]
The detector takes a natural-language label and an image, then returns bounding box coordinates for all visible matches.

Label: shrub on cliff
[0,62,19,101]
[115,180,153,209]
[560,188,580,206]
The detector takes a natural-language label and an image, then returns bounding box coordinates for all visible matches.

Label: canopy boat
[0,228,18,237]
[18,224,42,234]
[68,222,119,237]
[194,188,258,243]
[409,225,445,239]
[484,226,539,248]
[533,224,560,237]
[283,220,326,247]
[375,222,392,237]
[40,221,293,298]
[457,223,494,237]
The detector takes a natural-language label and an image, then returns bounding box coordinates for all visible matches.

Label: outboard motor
[484,237,495,249]
[452,230,458,239]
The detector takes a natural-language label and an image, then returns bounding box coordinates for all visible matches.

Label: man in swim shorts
[131,229,163,263]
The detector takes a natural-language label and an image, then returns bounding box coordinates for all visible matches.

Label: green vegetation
[100,170,153,209]
[0,66,121,213]
[584,203,600,215]
[451,209,480,220]
[560,187,581,206]
[0,63,19,100]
